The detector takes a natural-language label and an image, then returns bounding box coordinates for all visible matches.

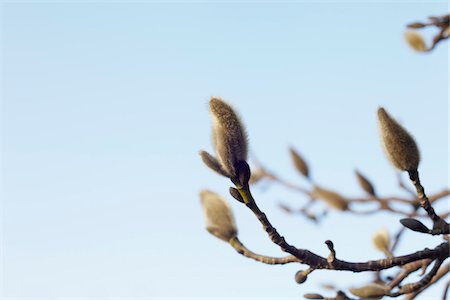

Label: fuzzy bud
[199,150,229,177]
[312,186,348,211]
[209,97,248,179]
[289,147,310,178]
[355,170,376,196]
[377,107,420,172]
[404,31,427,52]
[372,228,391,257]
[200,190,238,242]
[349,283,388,299]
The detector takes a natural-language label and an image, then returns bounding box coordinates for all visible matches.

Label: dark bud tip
[325,240,334,249]
[400,218,430,233]
[232,160,251,188]
[295,270,308,284]
[229,187,244,203]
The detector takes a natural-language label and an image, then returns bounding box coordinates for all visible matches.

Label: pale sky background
[0,1,449,299]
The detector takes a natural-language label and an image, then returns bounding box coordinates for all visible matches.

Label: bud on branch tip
[209,97,248,179]
[377,107,420,172]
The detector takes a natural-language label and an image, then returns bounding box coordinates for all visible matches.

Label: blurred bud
[200,151,229,177]
[229,187,244,203]
[289,147,310,178]
[209,97,248,179]
[349,283,388,299]
[295,270,308,284]
[312,186,348,211]
[377,107,420,172]
[249,167,266,185]
[400,218,430,233]
[404,31,427,52]
[304,293,324,299]
[407,22,427,29]
[355,170,376,196]
[372,228,391,257]
[279,203,293,213]
[200,190,238,242]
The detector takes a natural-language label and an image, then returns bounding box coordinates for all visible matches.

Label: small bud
[349,283,388,299]
[377,107,420,172]
[404,31,427,52]
[295,270,308,284]
[235,160,251,187]
[355,170,376,196]
[209,97,248,179]
[304,293,324,299]
[279,203,293,213]
[312,186,348,211]
[199,151,229,177]
[200,190,238,242]
[289,147,310,178]
[372,228,391,257]
[407,22,426,29]
[229,187,244,203]
[400,218,430,233]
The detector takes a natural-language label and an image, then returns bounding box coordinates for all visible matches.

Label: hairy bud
[200,190,238,242]
[404,31,427,52]
[289,147,310,178]
[209,97,248,178]
[372,228,391,257]
[312,186,348,211]
[199,151,229,177]
[355,170,376,196]
[349,283,388,299]
[377,107,420,172]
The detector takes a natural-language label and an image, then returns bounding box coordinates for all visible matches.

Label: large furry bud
[404,31,427,52]
[209,97,248,178]
[200,190,238,242]
[377,107,420,172]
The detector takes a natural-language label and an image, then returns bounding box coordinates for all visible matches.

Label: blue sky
[1,1,448,299]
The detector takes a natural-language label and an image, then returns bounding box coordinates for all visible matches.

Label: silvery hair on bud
[200,189,238,242]
[377,107,420,172]
[209,97,248,178]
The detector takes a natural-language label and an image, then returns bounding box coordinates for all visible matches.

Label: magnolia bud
[200,150,229,177]
[372,228,391,257]
[209,97,248,179]
[377,107,420,172]
[295,270,308,284]
[400,218,430,233]
[312,186,348,211]
[289,147,310,178]
[404,31,427,52]
[303,293,324,299]
[200,190,238,242]
[355,170,376,196]
[229,187,244,203]
[349,283,388,299]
